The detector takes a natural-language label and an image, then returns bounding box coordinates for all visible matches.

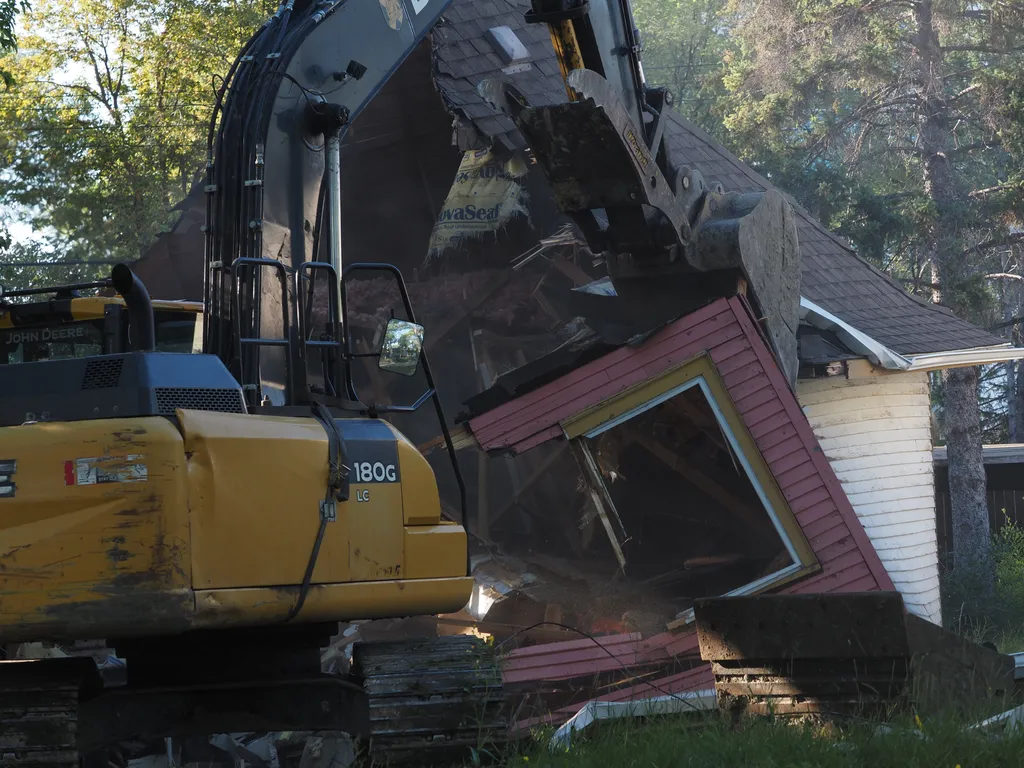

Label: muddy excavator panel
[0,416,194,642]
[0,405,472,643]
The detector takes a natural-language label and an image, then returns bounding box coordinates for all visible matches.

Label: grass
[456,523,1024,768]
[492,712,1024,768]
[950,613,1024,655]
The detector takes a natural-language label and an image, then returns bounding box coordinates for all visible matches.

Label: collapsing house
[129,0,1024,727]
[418,0,1024,723]
[418,0,1024,622]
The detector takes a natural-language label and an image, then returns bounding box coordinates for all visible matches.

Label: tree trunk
[943,366,991,575]
[1014,360,1024,442]
[1008,360,1018,442]
[1013,286,1024,441]
[914,1,993,589]
[1001,279,1018,442]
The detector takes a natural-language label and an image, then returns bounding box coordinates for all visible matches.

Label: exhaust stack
[111,264,157,353]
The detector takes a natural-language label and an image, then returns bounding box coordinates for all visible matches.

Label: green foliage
[0,0,27,51]
[0,0,274,283]
[631,0,731,132]
[0,0,29,86]
[712,0,1024,322]
[994,517,1024,621]
[943,516,1024,650]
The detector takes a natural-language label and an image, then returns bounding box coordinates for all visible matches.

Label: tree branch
[989,316,1024,331]
[947,139,1002,156]
[896,277,942,291]
[970,182,1022,198]
[943,44,1024,54]
[964,233,1024,256]
[952,83,980,102]
[882,144,926,156]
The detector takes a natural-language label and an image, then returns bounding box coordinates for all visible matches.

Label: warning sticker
[378,0,404,30]
[64,455,148,486]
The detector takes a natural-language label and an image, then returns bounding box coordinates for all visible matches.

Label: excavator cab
[0,279,201,364]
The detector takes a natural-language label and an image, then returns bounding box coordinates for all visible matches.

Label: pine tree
[719,0,1024,592]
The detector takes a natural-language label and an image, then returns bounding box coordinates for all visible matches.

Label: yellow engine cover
[0,411,472,642]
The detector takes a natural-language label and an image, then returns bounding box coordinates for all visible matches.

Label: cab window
[2,321,104,364]
[154,311,198,354]
[2,311,198,363]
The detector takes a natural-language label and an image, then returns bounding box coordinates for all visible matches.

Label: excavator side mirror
[378,318,424,377]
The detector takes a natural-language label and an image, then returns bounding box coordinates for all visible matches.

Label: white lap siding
[797,372,941,624]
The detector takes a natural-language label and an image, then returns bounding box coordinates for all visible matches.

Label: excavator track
[0,658,100,768]
[352,636,507,765]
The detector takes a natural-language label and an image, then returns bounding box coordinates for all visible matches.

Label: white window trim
[578,374,803,604]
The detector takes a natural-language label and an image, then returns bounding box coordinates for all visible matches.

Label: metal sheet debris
[548,689,717,749]
[971,704,1024,731]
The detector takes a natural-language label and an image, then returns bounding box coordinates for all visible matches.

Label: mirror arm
[371,388,435,414]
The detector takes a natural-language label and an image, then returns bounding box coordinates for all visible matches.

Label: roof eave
[798,297,912,371]
[800,296,1024,372]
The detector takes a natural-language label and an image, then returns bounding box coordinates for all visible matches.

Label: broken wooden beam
[569,439,628,570]
[416,423,480,455]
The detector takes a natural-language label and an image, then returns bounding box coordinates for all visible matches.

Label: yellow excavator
[0,0,798,764]
[0,0,502,764]
[0,262,494,765]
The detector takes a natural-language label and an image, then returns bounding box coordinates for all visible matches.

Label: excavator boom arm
[204,0,452,405]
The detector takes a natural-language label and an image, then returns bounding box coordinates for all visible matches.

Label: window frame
[559,352,819,624]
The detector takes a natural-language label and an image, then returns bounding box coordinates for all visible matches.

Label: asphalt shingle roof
[431,0,1006,356]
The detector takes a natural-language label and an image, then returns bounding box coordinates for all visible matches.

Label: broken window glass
[474,376,798,637]
[579,381,794,618]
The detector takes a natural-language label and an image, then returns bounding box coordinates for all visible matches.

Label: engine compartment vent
[82,358,124,390]
[155,387,246,416]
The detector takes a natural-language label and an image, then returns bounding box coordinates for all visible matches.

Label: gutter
[904,345,1024,372]
[800,296,1024,373]
[934,444,1024,466]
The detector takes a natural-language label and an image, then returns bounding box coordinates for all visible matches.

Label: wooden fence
[934,449,1024,558]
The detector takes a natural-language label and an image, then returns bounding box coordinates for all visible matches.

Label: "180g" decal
[352,461,398,483]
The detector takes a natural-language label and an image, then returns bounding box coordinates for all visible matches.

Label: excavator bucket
[478,68,802,386]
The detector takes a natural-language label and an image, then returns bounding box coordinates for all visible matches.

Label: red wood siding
[502,633,672,684]
[478,296,896,722]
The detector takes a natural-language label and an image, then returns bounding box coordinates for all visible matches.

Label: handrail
[230,257,295,407]
[342,262,471,574]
